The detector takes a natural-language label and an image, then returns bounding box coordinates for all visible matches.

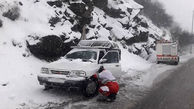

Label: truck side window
[102,51,119,63]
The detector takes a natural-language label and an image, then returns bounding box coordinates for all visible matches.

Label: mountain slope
[0,0,170,61]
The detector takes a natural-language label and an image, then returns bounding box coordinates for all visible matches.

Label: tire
[82,79,99,97]
[44,85,52,90]
[174,61,178,65]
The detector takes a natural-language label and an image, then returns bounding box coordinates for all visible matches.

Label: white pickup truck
[37,40,121,97]
[156,41,179,65]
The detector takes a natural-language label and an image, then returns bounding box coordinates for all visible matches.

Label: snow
[1,41,192,108]
[121,47,151,72]
[0,43,47,109]
[0,0,193,108]
[0,0,81,45]
[124,54,194,87]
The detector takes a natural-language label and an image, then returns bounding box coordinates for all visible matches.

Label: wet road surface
[132,58,194,109]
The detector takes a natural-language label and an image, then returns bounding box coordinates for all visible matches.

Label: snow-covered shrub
[2,6,20,21]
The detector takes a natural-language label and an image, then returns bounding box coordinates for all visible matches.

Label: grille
[51,70,70,75]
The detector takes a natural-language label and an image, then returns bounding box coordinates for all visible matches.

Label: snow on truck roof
[71,40,119,49]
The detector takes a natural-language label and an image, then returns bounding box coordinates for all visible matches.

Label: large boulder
[27,35,63,61]
[27,35,79,61]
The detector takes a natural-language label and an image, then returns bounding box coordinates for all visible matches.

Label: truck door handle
[115,65,120,67]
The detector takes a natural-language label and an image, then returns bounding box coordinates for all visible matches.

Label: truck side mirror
[99,59,107,64]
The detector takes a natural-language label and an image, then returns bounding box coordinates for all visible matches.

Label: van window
[66,50,97,60]
[102,51,119,63]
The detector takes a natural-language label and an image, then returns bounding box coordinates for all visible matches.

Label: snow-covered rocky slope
[0,0,171,61]
[0,0,173,108]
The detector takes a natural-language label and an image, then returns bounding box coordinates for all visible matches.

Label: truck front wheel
[44,85,53,90]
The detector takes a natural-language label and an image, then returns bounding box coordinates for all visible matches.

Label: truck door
[171,43,178,55]
[99,50,121,77]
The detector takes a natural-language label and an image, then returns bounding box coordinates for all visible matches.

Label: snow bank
[121,47,151,72]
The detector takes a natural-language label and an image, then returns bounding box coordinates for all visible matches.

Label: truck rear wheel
[174,61,178,65]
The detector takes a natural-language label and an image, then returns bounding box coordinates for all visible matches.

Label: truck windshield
[65,50,97,61]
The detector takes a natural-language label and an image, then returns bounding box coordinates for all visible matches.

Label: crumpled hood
[43,59,98,76]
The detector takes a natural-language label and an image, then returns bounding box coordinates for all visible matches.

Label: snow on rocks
[0,0,168,61]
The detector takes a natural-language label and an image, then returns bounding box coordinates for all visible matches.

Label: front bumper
[37,74,86,88]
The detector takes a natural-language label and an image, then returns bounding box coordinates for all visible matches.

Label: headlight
[71,70,86,77]
[41,67,49,74]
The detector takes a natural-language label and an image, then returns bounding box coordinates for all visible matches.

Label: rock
[1,82,9,86]
[120,22,131,29]
[2,6,20,21]
[133,16,142,23]
[140,21,149,28]
[69,3,87,17]
[48,16,61,27]
[47,0,63,8]
[19,2,23,6]
[71,24,80,32]
[93,0,108,10]
[34,0,40,3]
[104,8,126,18]
[0,19,2,27]
[12,40,22,47]
[123,31,149,45]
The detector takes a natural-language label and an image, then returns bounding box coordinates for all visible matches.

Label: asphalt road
[132,58,194,109]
